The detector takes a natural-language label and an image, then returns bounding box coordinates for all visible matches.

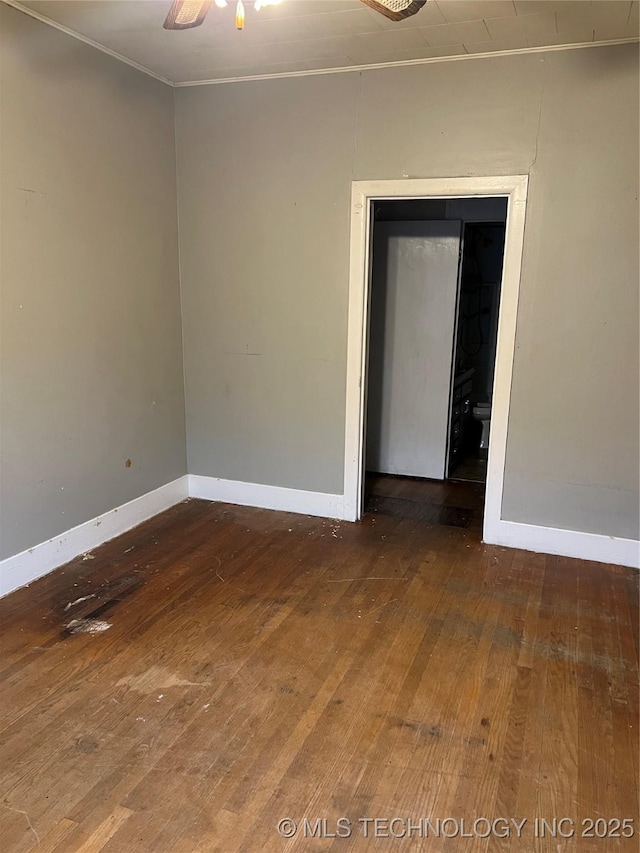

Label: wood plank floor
[0,481,638,852]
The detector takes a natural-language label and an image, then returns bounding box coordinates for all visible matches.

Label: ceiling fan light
[235,0,245,29]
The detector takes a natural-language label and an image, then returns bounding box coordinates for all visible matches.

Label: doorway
[342,176,529,547]
[365,199,507,491]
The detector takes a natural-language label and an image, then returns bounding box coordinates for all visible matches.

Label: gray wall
[0,5,186,560]
[176,44,639,540]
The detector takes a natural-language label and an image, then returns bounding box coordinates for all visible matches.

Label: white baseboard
[2,473,635,601]
[484,518,639,569]
[0,476,189,598]
[188,475,345,520]
[190,475,638,569]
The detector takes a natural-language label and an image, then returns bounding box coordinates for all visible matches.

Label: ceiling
[11,0,640,84]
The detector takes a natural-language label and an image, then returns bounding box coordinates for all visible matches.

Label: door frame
[342,176,529,547]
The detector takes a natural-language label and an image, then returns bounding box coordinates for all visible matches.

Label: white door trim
[342,176,529,546]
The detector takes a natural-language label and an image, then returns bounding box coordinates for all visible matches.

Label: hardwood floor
[364,473,484,530]
[0,486,638,852]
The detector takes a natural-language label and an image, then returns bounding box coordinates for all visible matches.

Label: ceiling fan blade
[163,0,211,30]
[359,0,427,22]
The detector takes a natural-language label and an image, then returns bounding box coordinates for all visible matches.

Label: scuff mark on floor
[66,618,111,634]
[1,801,40,844]
[64,594,97,612]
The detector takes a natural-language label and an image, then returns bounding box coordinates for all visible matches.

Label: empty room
[0,0,638,850]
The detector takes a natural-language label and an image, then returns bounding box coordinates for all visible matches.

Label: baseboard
[0,476,190,598]
[3,474,633,600]
[484,518,640,570]
[188,475,345,520]
[190,475,639,568]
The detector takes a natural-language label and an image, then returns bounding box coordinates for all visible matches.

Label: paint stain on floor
[115,665,205,693]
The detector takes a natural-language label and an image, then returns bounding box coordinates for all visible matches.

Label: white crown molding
[0,477,189,598]
[173,38,640,87]
[2,0,637,89]
[1,0,174,87]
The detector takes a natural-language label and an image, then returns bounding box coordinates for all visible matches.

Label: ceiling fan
[163,0,427,32]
